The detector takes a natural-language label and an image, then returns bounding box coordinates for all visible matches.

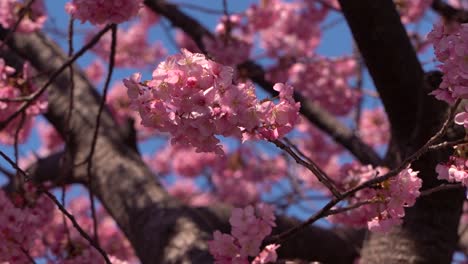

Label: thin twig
[271,139,342,198]
[420,184,463,197]
[429,138,467,150]
[324,199,376,217]
[43,191,111,264]
[61,16,75,247]
[19,244,37,264]
[84,24,117,244]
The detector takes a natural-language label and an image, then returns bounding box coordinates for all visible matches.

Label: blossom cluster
[0,0,47,33]
[435,109,468,186]
[65,0,142,25]
[124,49,300,154]
[0,59,47,145]
[427,22,468,103]
[330,164,422,233]
[208,204,279,264]
[428,21,468,185]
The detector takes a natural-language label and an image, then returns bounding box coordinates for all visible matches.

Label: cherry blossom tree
[0,0,467,263]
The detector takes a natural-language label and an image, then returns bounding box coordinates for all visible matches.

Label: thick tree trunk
[338,0,465,263]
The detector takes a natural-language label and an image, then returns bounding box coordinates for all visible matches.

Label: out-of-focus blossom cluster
[245,0,327,57]
[0,183,54,263]
[41,196,137,263]
[0,180,136,264]
[149,143,288,207]
[0,59,47,145]
[203,14,252,66]
[0,0,47,33]
[287,56,360,116]
[124,49,300,154]
[329,164,421,233]
[359,107,390,147]
[36,120,63,155]
[65,0,142,25]
[85,60,105,84]
[208,204,279,264]
[394,0,432,23]
[90,22,166,69]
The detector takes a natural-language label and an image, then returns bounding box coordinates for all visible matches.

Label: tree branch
[432,0,468,23]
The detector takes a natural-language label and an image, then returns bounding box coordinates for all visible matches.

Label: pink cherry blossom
[455,106,468,129]
[329,164,421,233]
[428,22,468,103]
[208,204,277,263]
[436,155,468,186]
[252,244,280,264]
[124,49,300,154]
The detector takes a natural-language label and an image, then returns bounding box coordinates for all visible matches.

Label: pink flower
[436,156,468,186]
[252,244,280,264]
[208,204,277,263]
[455,106,468,129]
[329,165,421,233]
